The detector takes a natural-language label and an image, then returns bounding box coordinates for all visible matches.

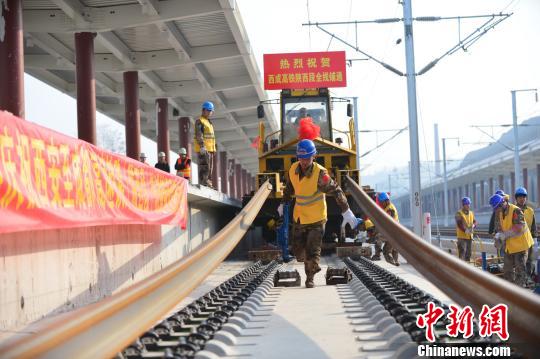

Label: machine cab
[281,88,332,144]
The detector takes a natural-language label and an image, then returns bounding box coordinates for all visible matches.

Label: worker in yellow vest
[455,197,477,262]
[277,139,357,288]
[514,187,537,278]
[490,194,533,287]
[374,192,400,266]
[194,101,216,187]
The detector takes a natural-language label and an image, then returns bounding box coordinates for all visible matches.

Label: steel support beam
[220,151,228,196]
[75,32,97,144]
[156,98,170,162]
[178,117,191,157]
[124,71,140,160]
[0,0,25,118]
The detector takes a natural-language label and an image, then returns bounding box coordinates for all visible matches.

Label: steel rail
[345,176,540,355]
[0,181,272,359]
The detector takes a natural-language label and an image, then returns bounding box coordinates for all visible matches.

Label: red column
[235,164,242,199]
[178,117,191,157]
[156,98,169,162]
[229,159,236,198]
[510,172,515,197]
[0,0,24,117]
[498,175,504,191]
[220,151,228,196]
[212,149,220,191]
[241,169,247,196]
[124,71,140,160]
[75,32,97,144]
[522,168,528,190]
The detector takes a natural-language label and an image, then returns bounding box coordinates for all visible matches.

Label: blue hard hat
[378,192,390,202]
[495,189,505,196]
[462,197,471,206]
[356,218,364,228]
[296,139,317,159]
[489,194,504,210]
[202,101,214,111]
[515,187,528,197]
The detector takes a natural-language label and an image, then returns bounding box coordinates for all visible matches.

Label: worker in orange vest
[175,148,191,180]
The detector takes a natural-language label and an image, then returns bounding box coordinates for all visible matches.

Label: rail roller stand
[325,267,353,285]
[273,269,301,287]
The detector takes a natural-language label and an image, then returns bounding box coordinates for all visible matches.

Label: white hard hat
[158,151,166,157]
[179,148,187,155]
[139,152,146,158]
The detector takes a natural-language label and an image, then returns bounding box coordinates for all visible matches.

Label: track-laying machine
[243,88,374,251]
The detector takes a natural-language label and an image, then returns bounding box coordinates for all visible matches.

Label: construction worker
[364,219,383,253]
[194,101,216,187]
[139,152,148,165]
[376,192,400,266]
[277,139,357,288]
[175,148,191,180]
[490,194,533,287]
[154,152,170,173]
[489,189,509,257]
[455,197,477,262]
[514,187,537,278]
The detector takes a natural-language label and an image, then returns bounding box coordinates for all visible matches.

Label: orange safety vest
[176,157,191,178]
[289,162,327,224]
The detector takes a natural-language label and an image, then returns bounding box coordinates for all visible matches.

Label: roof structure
[22,0,277,174]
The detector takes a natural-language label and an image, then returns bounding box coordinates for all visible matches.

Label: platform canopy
[22,0,277,173]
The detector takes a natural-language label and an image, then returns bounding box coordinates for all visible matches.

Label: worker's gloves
[341,209,356,229]
[200,147,207,155]
[465,228,472,235]
[277,203,284,217]
[494,232,505,249]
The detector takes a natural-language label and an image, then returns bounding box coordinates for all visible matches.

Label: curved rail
[0,181,273,359]
[345,176,540,355]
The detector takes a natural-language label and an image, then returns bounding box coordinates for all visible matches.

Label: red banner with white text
[0,111,188,234]
[263,51,347,90]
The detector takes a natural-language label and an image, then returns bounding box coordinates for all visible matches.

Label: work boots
[305,275,314,288]
[371,255,381,261]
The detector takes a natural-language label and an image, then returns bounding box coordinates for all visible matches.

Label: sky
[22,0,540,193]
[236,0,540,191]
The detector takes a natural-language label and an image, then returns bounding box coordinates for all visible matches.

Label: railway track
[120,261,279,358]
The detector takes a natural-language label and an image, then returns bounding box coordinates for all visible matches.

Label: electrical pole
[403,0,422,236]
[511,88,538,188]
[353,97,360,170]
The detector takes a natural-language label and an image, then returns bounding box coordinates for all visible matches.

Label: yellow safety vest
[194,116,216,153]
[384,203,399,222]
[456,209,474,240]
[521,205,534,231]
[289,162,327,224]
[499,204,533,254]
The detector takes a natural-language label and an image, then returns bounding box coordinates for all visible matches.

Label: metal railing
[0,181,272,359]
[345,176,540,356]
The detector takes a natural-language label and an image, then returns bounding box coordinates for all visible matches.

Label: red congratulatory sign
[264,51,347,90]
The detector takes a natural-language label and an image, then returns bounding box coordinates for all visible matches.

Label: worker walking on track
[455,197,477,262]
[175,148,191,180]
[374,192,400,266]
[278,139,357,288]
[514,187,537,279]
[490,194,533,287]
[194,101,216,188]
